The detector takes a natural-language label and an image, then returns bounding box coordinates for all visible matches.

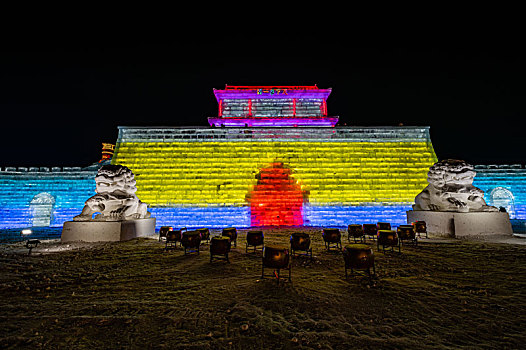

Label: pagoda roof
[213,85,332,102]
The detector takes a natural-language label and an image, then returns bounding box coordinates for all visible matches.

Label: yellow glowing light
[112,141,437,206]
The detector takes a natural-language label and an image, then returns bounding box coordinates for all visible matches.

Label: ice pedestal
[61,218,156,242]
[406,211,512,238]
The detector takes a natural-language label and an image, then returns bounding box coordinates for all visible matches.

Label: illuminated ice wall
[3,85,523,232]
[111,126,438,228]
[0,165,98,229]
[473,164,526,219]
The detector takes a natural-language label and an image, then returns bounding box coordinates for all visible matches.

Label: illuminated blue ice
[0,166,98,229]
[474,165,526,219]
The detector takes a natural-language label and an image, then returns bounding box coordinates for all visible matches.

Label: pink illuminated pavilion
[208,85,339,127]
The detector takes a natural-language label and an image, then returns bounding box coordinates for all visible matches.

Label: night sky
[1,33,524,168]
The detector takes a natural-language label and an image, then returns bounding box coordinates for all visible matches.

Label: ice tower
[111,85,439,228]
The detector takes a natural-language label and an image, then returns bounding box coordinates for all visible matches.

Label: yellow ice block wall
[112,127,437,228]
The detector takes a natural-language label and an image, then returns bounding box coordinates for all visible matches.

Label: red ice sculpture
[247,162,306,226]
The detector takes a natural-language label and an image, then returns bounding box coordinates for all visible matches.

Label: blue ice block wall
[0,164,99,229]
[473,164,526,219]
[148,204,415,229]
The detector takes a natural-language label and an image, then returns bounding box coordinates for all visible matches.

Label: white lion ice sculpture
[73,165,151,221]
[413,159,497,212]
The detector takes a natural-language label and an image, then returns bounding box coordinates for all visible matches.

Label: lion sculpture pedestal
[62,219,156,242]
[407,160,512,238]
[61,165,156,242]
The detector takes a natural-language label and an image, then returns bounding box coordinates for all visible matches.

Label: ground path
[1,228,525,349]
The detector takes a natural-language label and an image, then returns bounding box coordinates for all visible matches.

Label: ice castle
[0,85,525,234]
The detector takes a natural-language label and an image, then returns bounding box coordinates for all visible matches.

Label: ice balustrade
[116,126,434,142]
[0,166,98,228]
[111,126,438,228]
[473,164,526,219]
